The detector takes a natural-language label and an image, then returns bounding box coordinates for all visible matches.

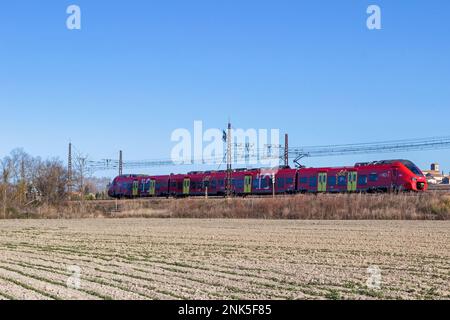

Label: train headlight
[412,177,417,182]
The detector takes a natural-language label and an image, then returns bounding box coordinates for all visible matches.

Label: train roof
[113,160,420,179]
[185,166,292,175]
[354,159,413,167]
[116,174,148,178]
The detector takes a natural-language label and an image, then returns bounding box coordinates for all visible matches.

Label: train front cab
[393,160,427,192]
[108,176,133,199]
[107,177,118,198]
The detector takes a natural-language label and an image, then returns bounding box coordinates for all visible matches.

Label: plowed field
[0,219,448,300]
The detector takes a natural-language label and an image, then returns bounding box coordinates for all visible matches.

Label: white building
[422,163,449,184]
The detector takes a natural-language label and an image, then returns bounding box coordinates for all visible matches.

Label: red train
[107,159,428,198]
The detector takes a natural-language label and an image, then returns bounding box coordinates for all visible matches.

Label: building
[422,163,450,184]
[431,163,440,172]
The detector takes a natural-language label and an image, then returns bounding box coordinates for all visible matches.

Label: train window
[219,179,224,186]
[369,173,378,182]
[236,180,244,188]
[277,178,285,188]
[358,175,368,185]
[400,160,423,176]
[337,176,346,186]
[211,180,216,188]
[309,177,317,187]
[328,176,336,185]
[261,177,268,188]
[299,177,308,184]
[253,179,259,189]
[177,182,182,189]
[286,178,293,185]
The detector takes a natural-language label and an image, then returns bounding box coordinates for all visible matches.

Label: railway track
[428,185,450,192]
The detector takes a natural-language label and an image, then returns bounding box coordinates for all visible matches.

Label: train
[107,159,428,199]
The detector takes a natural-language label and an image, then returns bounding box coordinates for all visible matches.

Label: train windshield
[400,160,423,176]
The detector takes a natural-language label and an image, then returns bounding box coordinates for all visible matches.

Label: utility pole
[68,143,72,198]
[284,134,289,167]
[272,173,276,198]
[78,156,86,211]
[2,169,7,218]
[79,157,86,197]
[226,121,232,197]
[20,159,26,204]
[119,150,123,176]
[2,184,6,219]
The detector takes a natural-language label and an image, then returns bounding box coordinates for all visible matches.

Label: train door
[183,178,190,195]
[244,176,252,194]
[392,167,399,190]
[318,173,327,192]
[149,180,156,196]
[132,181,139,197]
[347,172,357,192]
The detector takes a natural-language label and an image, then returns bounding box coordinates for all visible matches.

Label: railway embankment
[3,192,450,220]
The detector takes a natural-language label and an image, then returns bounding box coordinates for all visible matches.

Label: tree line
[0,149,110,217]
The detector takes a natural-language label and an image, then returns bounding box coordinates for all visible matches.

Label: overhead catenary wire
[77,135,450,172]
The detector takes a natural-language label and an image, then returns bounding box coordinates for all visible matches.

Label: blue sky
[1,0,449,176]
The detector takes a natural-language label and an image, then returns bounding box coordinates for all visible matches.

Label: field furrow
[0,219,448,300]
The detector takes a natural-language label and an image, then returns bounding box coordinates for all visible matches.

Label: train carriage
[207,171,228,196]
[250,167,296,195]
[108,159,427,198]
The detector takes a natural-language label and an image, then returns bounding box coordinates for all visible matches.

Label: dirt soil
[0,219,448,300]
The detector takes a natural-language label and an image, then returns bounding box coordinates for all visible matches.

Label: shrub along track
[0,219,448,300]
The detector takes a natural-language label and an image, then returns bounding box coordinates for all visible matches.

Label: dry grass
[163,193,450,220]
[0,219,448,300]
[2,192,450,220]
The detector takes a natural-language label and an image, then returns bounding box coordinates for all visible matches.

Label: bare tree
[73,152,93,203]
[8,149,34,205]
[32,158,68,205]
[1,157,13,218]
[0,150,70,218]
